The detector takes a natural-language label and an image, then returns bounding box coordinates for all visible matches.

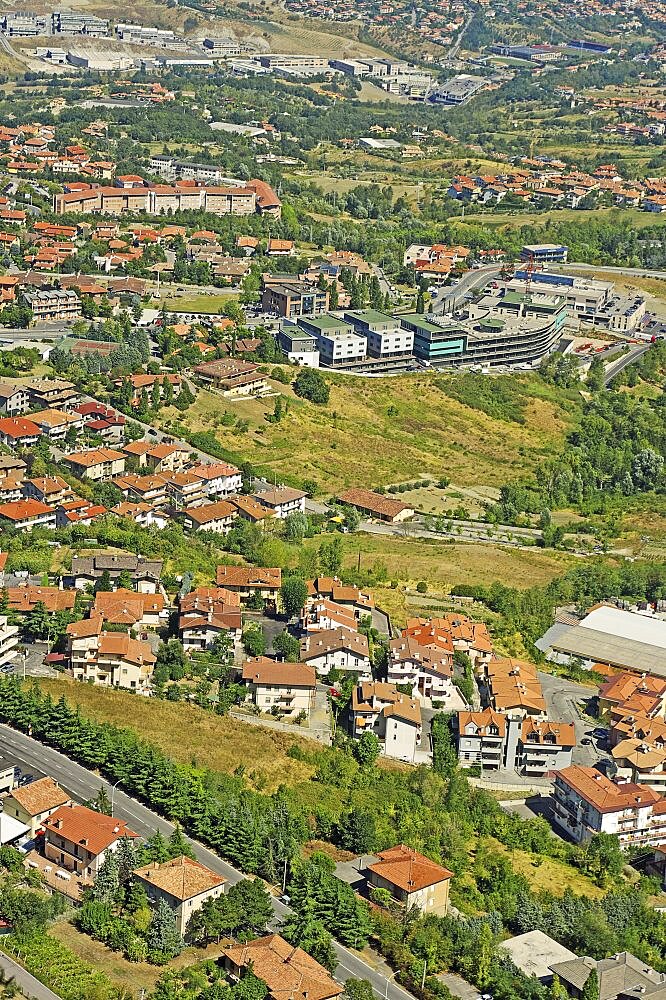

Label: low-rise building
[42,804,137,878]
[552,765,666,846]
[241,656,316,719]
[223,934,342,1000]
[194,358,268,396]
[0,615,18,671]
[300,627,371,678]
[70,553,163,594]
[23,475,74,506]
[337,487,414,523]
[215,565,281,604]
[163,471,207,510]
[66,619,156,691]
[4,776,71,838]
[189,462,242,498]
[550,952,666,1000]
[63,448,125,481]
[343,309,413,359]
[178,588,242,653]
[134,856,226,937]
[24,288,82,323]
[253,486,306,519]
[365,844,452,915]
[0,498,56,531]
[351,681,422,761]
[388,636,455,704]
[261,277,329,319]
[6,586,76,616]
[297,314,366,366]
[113,473,169,509]
[0,383,29,416]
[28,408,83,442]
[485,657,547,718]
[24,378,78,411]
[182,499,237,533]
[0,417,42,449]
[92,589,166,629]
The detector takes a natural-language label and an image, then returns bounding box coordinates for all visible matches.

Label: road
[552,263,666,280]
[0,726,412,1000]
[604,344,650,385]
[430,265,502,314]
[538,671,610,768]
[0,947,62,1000]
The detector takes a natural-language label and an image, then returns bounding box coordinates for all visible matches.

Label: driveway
[538,671,610,767]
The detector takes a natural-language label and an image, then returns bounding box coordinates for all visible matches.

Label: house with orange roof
[241,656,316,719]
[66,619,156,691]
[134,856,226,936]
[178,587,242,652]
[553,765,666,846]
[223,934,341,1000]
[42,804,138,878]
[4,777,71,838]
[0,417,41,449]
[93,588,166,628]
[388,635,455,705]
[365,844,452,914]
[63,448,125,481]
[351,680,422,761]
[0,498,56,532]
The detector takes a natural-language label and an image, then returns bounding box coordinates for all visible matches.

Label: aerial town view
[0,0,664,998]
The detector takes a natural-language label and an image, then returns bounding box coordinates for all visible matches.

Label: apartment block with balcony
[42,804,137,879]
[66,616,156,691]
[0,614,19,670]
[552,765,666,847]
[241,656,316,719]
[456,709,506,771]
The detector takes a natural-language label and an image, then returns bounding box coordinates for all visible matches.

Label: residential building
[163,471,207,510]
[178,588,242,653]
[550,952,666,1000]
[63,448,125,481]
[337,487,414,523]
[193,358,268,396]
[23,475,74,506]
[24,288,82,323]
[552,765,666,846]
[484,657,547,718]
[56,498,108,527]
[241,656,316,719]
[223,934,343,1000]
[144,443,191,474]
[66,619,156,691]
[6,586,76,616]
[515,718,576,777]
[92,589,166,629]
[0,499,56,532]
[42,804,137,878]
[0,456,27,481]
[456,708,507,771]
[28,408,83,442]
[181,499,238,533]
[24,379,78,410]
[277,324,320,367]
[70,554,163,594]
[351,681,422,761]
[300,628,371,678]
[4,776,71,838]
[113,473,169,509]
[0,383,29,416]
[404,615,493,671]
[215,565,281,604]
[0,615,18,671]
[134,856,226,936]
[189,462,242,498]
[365,844,452,915]
[0,417,41,449]
[388,635,455,704]
[111,502,170,529]
[301,597,357,634]
[497,931,577,986]
[253,486,306,519]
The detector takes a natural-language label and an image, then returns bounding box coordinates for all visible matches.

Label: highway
[603,343,650,385]
[0,725,412,1000]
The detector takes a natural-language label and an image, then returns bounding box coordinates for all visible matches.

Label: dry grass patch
[36,677,315,793]
[168,373,573,493]
[485,838,604,899]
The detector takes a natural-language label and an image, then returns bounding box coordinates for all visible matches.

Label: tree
[96,569,113,593]
[148,898,183,960]
[273,630,301,662]
[586,356,605,392]
[343,981,375,1000]
[580,833,624,886]
[582,969,599,1000]
[338,809,377,854]
[168,825,196,860]
[90,786,111,815]
[144,830,170,863]
[242,624,266,658]
[117,569,134,591]
[319,536,343,576]
[293,369,329,405]
[416,288,425,313]
[90,851,120,905]
[280,578,308,618]
[284,512,309,542]
[353,731,380,769]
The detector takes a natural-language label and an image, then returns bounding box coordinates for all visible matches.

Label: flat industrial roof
[499,931,577,982]
[551,607,666,675]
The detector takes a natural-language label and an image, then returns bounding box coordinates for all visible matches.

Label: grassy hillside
[164,371,577,494]
[35,677,316,793]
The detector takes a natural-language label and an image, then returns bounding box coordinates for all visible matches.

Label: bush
[416,581,427,594]
[293,369,330,405]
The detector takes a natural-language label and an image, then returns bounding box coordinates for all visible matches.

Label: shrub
[416,581,427,594]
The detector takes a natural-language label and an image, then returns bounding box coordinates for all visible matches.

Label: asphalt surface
[0,725,411,999]
[431,264,502,314]
[604,344,650,385]
[538,671,609,768]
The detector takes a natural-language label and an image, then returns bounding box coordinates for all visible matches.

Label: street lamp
[110,779,122,814]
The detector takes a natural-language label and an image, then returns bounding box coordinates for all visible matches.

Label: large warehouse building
[548,607,666,677]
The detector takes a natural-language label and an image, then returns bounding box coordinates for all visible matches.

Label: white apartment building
[241,657,316,719]
[343,309,414,359]
[300,628,371,678]
[388,636,455,703]
[190,462,243,498]
[553,765,666,847]
[351,681,422,761]
[0,615,18,670]
[66,617,156,692]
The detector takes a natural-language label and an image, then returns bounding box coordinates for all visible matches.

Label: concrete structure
[428,74,486,105]
[552,765,666,846]
[134,856,226,936]
[343,309,413,359]
[366,844,452,914]
[0,383,29,416]
[399,314,467,365]
[457,710,575,774]
[262,277,329,318]
[181,499,237,534]
[277,324,320,367]
[498,931,577,984]
[241,656,316,719]
[24,289,82,323]
[297,314,366,366]
[521,243,569,263]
